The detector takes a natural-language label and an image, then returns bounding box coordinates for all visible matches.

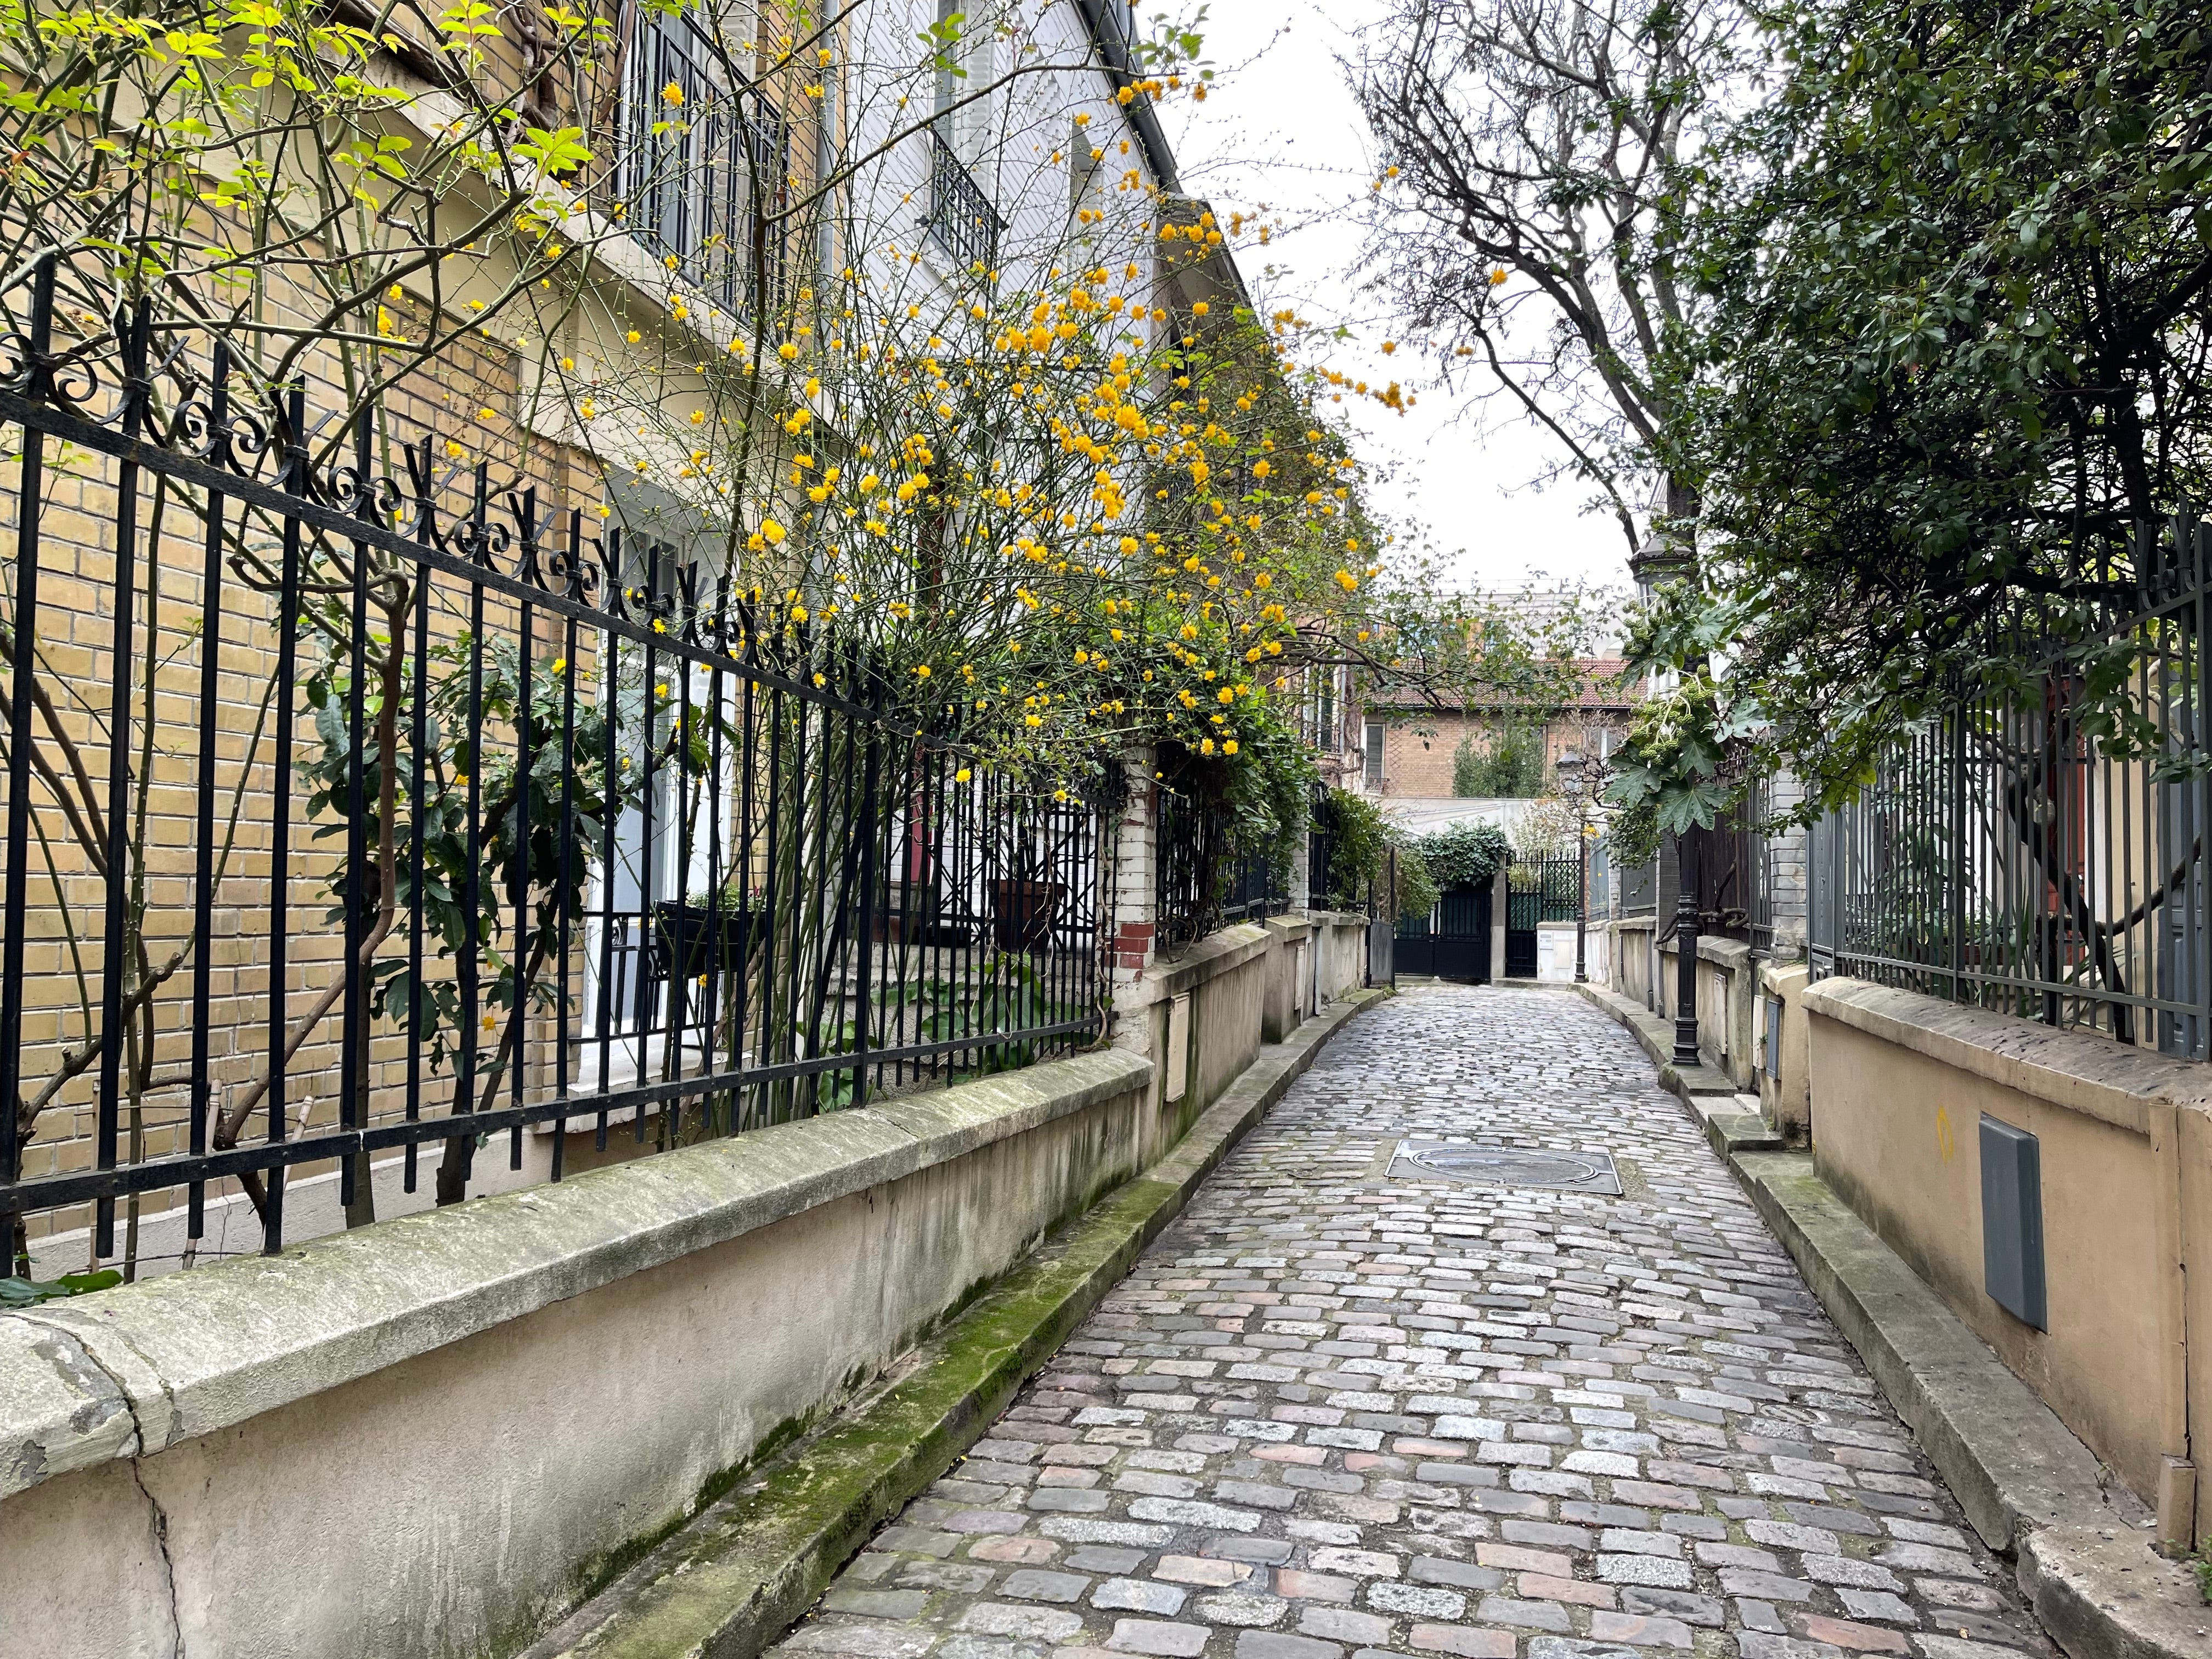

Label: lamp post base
[1672,848,1701,1067]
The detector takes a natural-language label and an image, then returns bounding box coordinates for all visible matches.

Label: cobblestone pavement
[770,985,2053,1659]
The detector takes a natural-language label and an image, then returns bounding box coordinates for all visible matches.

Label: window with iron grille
[616,7,786,315]
[926,1,1005,272]
[1364,720,1384,789]
[928,132,1005,272]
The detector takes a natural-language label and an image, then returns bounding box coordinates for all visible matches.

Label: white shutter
[951,7,996,168]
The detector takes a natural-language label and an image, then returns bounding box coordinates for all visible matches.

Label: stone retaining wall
[0,909,1348,1657]
[0,1049,1165,1659]
[1801,977,2212,1549]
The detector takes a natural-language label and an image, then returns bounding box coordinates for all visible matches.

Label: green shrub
[1414,819,1512,891]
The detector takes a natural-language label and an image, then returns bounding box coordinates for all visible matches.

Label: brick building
[1350,658,1633,799]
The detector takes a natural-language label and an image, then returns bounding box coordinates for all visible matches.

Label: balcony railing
[617,12,787,315]
[928,131,1005,273]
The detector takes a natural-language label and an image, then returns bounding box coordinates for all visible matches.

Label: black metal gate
[1396,885,1492,981]
[1505,856,1581,978]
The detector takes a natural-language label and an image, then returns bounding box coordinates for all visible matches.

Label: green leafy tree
[1452,724,1546,797]
[1666,0,2212,805]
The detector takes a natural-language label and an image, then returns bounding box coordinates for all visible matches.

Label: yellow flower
[1489,267,1508,286]
[626,329,641,343]
[1217,687,1235,704]
[956,768,973,783]
[1222,740,1239,755]
[551,658,567,674]
[813,672,826,686]
[915,664,931,679]
[761,518,787,545]
[1025,714,1043,727]
[1252,572,1272,589]
[778,341,800,360]
[662,81,685,106]
[477,406,494,420]
[1252,459,1271,479]
[1199,738,1216,754]
[1334,570,1359,591]
[1192,301,1209,317]
[791,603,809,622]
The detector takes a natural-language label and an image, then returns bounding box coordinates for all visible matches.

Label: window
[617,5,785,314]
[1364,720,1384,789]
[1069,114,1101,220]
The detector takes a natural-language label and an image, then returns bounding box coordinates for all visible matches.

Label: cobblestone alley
[771,985,2052,1659]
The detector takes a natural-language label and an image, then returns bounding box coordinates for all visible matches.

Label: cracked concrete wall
[0,1051,1157,1659]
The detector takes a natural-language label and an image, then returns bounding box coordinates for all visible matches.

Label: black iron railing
[1154,775,1218,952]
[1154,754,1286,952]
[1306,784,1343,908]
[0,263,1112,1269]
[928,131,1005,273]
[1222,852,1285,924]
[618,10,788,315]
[1809,512,2211,1056]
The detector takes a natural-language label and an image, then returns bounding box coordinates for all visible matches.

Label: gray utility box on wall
[1979,1115,2048,1329]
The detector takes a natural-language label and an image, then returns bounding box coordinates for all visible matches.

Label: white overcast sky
[1155,0,1635,599]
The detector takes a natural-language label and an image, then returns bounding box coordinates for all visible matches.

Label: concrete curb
[519,989,1390,1659]
[1571,980,1781,1154]
[1733,1153,2207,1659]
[1576,980,2210,1659]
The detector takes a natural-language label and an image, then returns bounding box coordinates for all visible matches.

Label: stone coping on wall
[1802,975,2212,1138]
[1656,932,1754,970]
[0,1048,1152,1505]
[1302,908,1372,926]
[1118,921,1272,1012]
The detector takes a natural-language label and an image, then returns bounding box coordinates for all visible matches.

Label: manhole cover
[1387,1139,1622,1195]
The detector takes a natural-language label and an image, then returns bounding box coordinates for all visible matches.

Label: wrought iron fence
[0,263,1113,1271]
[1154,757,1287,951]
[928,132,1006,273]
[1809,512,2211,1057]
[1506,854,1582,920]
[1154,774,1216,953]
[1221,852,1286,924]
[1739,779,1775,957]
[1306,783,1341,908]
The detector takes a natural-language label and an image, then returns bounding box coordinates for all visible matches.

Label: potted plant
[989,814,1064,952]
[653,879,763,983]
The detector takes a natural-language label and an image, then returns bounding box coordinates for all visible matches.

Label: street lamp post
[1631,488,1702,1065]
[1672,831,1701,1065]
[1556,751,1589,984]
